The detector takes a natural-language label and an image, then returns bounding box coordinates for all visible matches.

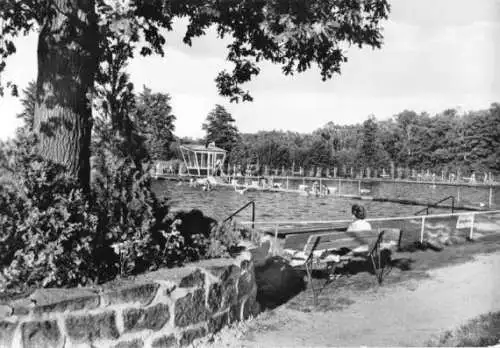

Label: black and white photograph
[0,0,499,347]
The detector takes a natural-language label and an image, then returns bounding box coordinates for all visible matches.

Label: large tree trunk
[34,0,99,192]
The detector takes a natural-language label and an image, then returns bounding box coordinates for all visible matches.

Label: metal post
[457,187,461,203]
[420,216,426,244]
[251,202,255,229]
[469,213,475,240]
[274,224,279,255]
[338,179,341,196]
[319,178,322,194]
[358,180,361,196]
[489,187,493,208]
[286,176,289,190]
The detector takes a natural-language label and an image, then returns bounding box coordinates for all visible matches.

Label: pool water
[269,177,499,207]
[153,181,455,223]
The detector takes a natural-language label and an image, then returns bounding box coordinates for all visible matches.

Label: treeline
[191,103,500,177]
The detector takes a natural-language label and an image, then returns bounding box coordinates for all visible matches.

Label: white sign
[456,214,474,229]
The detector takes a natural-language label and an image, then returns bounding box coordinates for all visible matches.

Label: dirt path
[203,251,500,347]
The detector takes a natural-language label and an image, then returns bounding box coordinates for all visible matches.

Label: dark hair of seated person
[351,204,366,220]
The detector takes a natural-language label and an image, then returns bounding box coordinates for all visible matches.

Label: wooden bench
[284,228,402,304]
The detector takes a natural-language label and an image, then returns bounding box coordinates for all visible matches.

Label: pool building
[179,143,227,177]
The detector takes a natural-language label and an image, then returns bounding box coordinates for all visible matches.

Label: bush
[206,221,243,258]
[169,209,243,260]
[90,147,170,280]
[0,155,100,289]
[0,135,244,294]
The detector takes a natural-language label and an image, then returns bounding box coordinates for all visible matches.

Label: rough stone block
[12,306,31,316]
[234,251,252,267]
[241,299,250,320]
[240,259,251,272]
[102,283,159,306]
[228,303,240,323]
[179,269,205,288]
[206,265,239,283]
[0,305,14,319]
[10,298,33,316]
[251,300,261,317]
[207,311,229,333]
[65,311,120,343]
[33,294,100,315]
[112,338,144,348]
[179,327,207,346]
[123,303,170,333]
[207,283,223,313]
[174,289,208,327]
[151,334,177,348]
[222,280,237,309]
[21,320,61,348]
[163,284,177,296]
[0,305,12,318]
[237,272,253,299]
[241,297,260,320]
[0,321,18,347]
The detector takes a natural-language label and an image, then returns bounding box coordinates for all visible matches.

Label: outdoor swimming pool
[152,180,459,223]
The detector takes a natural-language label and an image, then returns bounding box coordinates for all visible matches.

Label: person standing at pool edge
[347,204,372,231]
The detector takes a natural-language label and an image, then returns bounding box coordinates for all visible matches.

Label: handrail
[237,209,500,226]
[415,195,455,216]
[223,200,256,228]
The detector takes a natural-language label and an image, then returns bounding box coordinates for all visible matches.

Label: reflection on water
[152,181,454,223]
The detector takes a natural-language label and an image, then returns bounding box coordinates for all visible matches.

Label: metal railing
[223,200,256,229]
[414,195,455,216]
[238,209,500,254]
[239,209,500,227]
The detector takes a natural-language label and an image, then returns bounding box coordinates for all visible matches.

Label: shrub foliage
[0,135,242,293]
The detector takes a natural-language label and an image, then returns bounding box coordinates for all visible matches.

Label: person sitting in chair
[347,204,372,231]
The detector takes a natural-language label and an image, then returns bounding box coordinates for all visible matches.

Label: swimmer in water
[322,184,330,196]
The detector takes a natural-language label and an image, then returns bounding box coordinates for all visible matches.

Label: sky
[0,0,498,140]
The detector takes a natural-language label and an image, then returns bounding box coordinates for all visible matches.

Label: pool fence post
[469,213,475,240]
[286,176,289,190]
[457,186,461,203]
[319,178,322,194]
[489,186,493,208]
[251,202,255,229]
[358,180,361,196]
[420,216,426,244]
[274,224,279,255]
[338,179,341,196]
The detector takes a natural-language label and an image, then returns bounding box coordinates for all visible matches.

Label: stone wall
[0,251,259,348]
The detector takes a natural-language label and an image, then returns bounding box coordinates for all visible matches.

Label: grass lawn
[426,311,500,347]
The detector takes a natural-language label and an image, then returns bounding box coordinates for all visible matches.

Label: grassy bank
[285,236,500,312]
[427,311,500,347]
